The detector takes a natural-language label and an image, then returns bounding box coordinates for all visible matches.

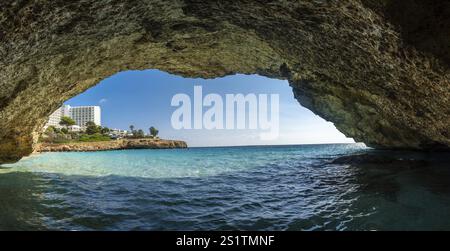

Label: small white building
[68,125,82,132]
[109,129,128,138]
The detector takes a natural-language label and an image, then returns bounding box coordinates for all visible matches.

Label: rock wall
[0,0,449,163]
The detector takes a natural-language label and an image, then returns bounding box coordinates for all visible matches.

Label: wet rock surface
[0,0,449,163]
[331,153,430,169]
[331,150,450,169]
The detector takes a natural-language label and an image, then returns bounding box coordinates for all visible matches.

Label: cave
[0,0,449,163]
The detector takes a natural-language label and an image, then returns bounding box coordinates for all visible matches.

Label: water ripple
[1,144,450,230]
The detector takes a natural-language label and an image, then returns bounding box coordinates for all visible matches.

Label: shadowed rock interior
[0,0,449,163]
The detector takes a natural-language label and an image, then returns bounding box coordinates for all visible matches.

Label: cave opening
[43,69,354,148]
[0,0,449,231]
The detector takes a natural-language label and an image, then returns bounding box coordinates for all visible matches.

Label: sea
[1,143,450,230]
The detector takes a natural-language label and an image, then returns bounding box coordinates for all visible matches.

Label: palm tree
[129,125,134,132]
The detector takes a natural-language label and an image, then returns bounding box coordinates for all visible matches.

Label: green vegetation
[78,133,112,142]
[136,129,145,138]
[85,121,101,135]
[126,125,159,139]
[149,126,159,137]
[101,127,110,134]
[128,124,143,138]
[40,126,75,143]
[40,120,112,143]
[59,116,76,127]
[40,119,161,144]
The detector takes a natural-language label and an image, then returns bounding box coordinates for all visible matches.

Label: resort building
[43,105,101,130]
[69,106,101,128]
[43,105,71,130]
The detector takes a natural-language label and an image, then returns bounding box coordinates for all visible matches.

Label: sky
[65,69,354,147]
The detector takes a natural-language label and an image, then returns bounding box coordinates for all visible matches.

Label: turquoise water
[1,143,450,230]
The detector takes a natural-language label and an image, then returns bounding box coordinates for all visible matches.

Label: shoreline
[35,138,188,153]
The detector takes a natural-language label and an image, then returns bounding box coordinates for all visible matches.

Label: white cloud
[99,98,108,104]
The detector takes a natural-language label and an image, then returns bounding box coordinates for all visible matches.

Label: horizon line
[185,142,365,148]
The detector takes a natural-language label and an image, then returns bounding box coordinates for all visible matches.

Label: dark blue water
[1,144,450,230]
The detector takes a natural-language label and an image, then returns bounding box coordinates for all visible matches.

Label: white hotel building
[70,106,101,128]
[45,105,71,129]
[44,105,101,130]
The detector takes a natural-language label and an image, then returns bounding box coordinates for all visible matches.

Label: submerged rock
[331,154,429,169]
[0,0,449,163]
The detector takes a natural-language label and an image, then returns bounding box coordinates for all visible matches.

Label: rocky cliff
[36,139,188,152]
[0,0,449,163]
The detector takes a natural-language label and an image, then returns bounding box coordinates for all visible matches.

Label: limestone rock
[0,0,449,163]
[35,139,188,152]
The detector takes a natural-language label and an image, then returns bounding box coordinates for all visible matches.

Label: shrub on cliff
[78,133,111,142]
[85,121,101,135]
